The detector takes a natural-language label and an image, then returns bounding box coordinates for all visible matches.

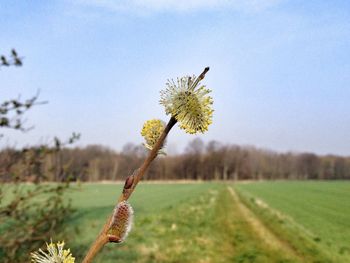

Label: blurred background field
[58,181,350,262]
[235,181,350,262]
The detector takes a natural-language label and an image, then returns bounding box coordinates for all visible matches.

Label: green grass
[67,183,226,262]
[3,181,350,262]
[234,181,350,262]
[64,182,298,262]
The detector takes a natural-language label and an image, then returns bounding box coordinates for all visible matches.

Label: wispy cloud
[72,0,283,14]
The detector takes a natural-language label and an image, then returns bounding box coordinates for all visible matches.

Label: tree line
[1,138,349,182]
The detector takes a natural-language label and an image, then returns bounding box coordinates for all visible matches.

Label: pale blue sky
[1,0,350,155]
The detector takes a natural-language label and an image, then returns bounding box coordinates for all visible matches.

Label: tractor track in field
[227,186,302,261]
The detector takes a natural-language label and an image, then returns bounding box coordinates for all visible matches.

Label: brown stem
[191,66,210,89]
[82,67,210,263]
[82,117,176,263]
[82,235,109,263]
[121,116,177,201]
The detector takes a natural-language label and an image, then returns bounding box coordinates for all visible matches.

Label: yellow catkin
[160,75,213,134]
[141,119,165,150]
[31,241,75,263]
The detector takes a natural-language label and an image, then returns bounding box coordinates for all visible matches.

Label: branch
[0,49,23,68]
[82,67,210,263]
[0,91,47,134]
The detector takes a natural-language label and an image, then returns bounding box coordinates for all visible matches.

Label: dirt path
[227,186,301,260]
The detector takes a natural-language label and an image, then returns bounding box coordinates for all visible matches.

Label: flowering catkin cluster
[31,241,75,263]
[160,76,213,134]
[141,119,165,151]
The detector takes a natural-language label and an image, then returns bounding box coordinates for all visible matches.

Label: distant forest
[1,138,349,182]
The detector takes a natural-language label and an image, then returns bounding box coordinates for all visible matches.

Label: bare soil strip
[227,186,300,259]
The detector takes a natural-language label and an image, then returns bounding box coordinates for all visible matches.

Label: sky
[1,0,350,155]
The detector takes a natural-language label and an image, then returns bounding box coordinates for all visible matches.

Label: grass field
[234,181,350,262]
[16,181,350,262]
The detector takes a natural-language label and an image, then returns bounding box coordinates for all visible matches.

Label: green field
[234,181,350,262]
[20,181,350,262]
